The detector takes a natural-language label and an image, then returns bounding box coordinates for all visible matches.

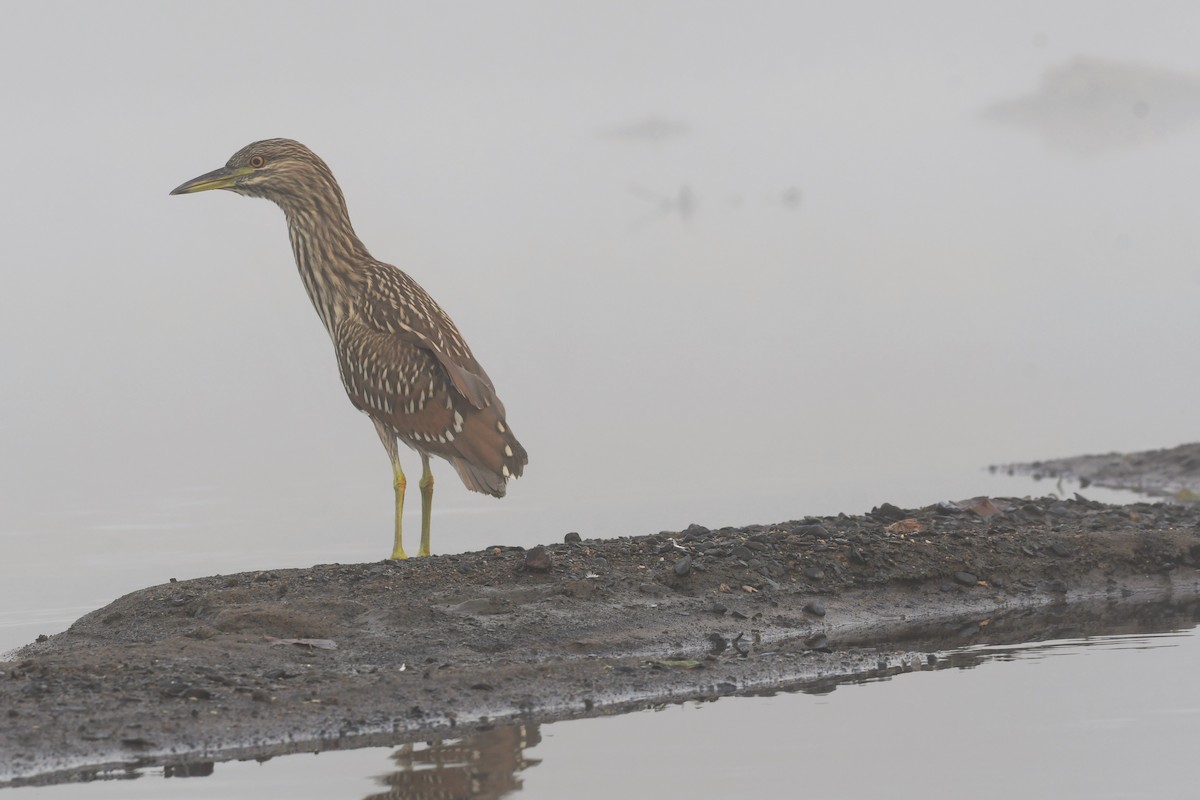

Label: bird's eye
[249,155,265,168]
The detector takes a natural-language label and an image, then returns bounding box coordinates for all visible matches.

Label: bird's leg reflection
[366,723,542,800]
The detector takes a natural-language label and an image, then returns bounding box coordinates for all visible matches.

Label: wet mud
[999,441,1200,501]
[4,493,1200,786]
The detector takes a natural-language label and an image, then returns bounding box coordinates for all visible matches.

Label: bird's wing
[356,261,502,414]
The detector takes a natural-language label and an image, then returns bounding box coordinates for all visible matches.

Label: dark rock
[805,632,830,651]
[564,532,581,544]
[848,547,868,564]
[523,546,552,572]
[731,545,753,561]
[707,603,727,615]
[803,567,825,581]
[794,524,828,537]
[673,555,693,576]
[1021,546,1037,557]
[870,503,908,522]
[953,572,978,587]
[744,541,769,552]
[1047,579,1069,594]
[684,523,710,536]
[803,600,826,618]
[707,633,727,654]
[1049,542,1073,558]
[180,687,212,701]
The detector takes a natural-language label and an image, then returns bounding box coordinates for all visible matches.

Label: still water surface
[6,606,1198,799]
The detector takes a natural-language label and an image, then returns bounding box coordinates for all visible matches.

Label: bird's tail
[450,408,527,497]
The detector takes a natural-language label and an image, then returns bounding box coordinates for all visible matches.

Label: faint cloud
[600,115,690,145]
[983,57,1200,154]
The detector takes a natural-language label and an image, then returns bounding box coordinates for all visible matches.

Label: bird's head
[170,139,338,204]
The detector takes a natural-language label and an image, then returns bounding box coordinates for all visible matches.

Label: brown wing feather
[358,262,502,413]
[333,261,527,496]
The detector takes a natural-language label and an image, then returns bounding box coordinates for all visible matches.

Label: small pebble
[953,571,978,587]
[803,567,825,581]
[803,600,826,618]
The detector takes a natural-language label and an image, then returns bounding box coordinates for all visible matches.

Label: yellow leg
[373,420,409,560]
[390,461,408,560]
[418,452,433,557]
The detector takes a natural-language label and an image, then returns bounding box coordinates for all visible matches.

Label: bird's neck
[281,191,370,333]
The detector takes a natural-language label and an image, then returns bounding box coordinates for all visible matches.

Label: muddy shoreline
[999,441,1200,501]
[4,493,1200,786]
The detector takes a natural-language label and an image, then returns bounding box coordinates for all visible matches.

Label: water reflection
[365,725,541,800]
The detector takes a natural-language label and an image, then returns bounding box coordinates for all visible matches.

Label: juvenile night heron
[171,139,527,559]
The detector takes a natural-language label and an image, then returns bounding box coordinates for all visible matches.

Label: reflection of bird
[368,724,542,800]
[171,139,527,559]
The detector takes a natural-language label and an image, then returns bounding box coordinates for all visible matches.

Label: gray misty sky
[4,1,1200,604]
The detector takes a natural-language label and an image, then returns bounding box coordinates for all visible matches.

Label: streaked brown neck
[276,178,370,333]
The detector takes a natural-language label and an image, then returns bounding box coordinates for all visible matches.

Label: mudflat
[4,493,1199,786]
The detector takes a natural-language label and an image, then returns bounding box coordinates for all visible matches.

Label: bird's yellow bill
[169,165,253,195]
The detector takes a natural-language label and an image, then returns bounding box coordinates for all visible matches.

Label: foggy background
[3,1,1200,649]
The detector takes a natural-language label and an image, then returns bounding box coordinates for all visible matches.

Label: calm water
[6,614,1198,798]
